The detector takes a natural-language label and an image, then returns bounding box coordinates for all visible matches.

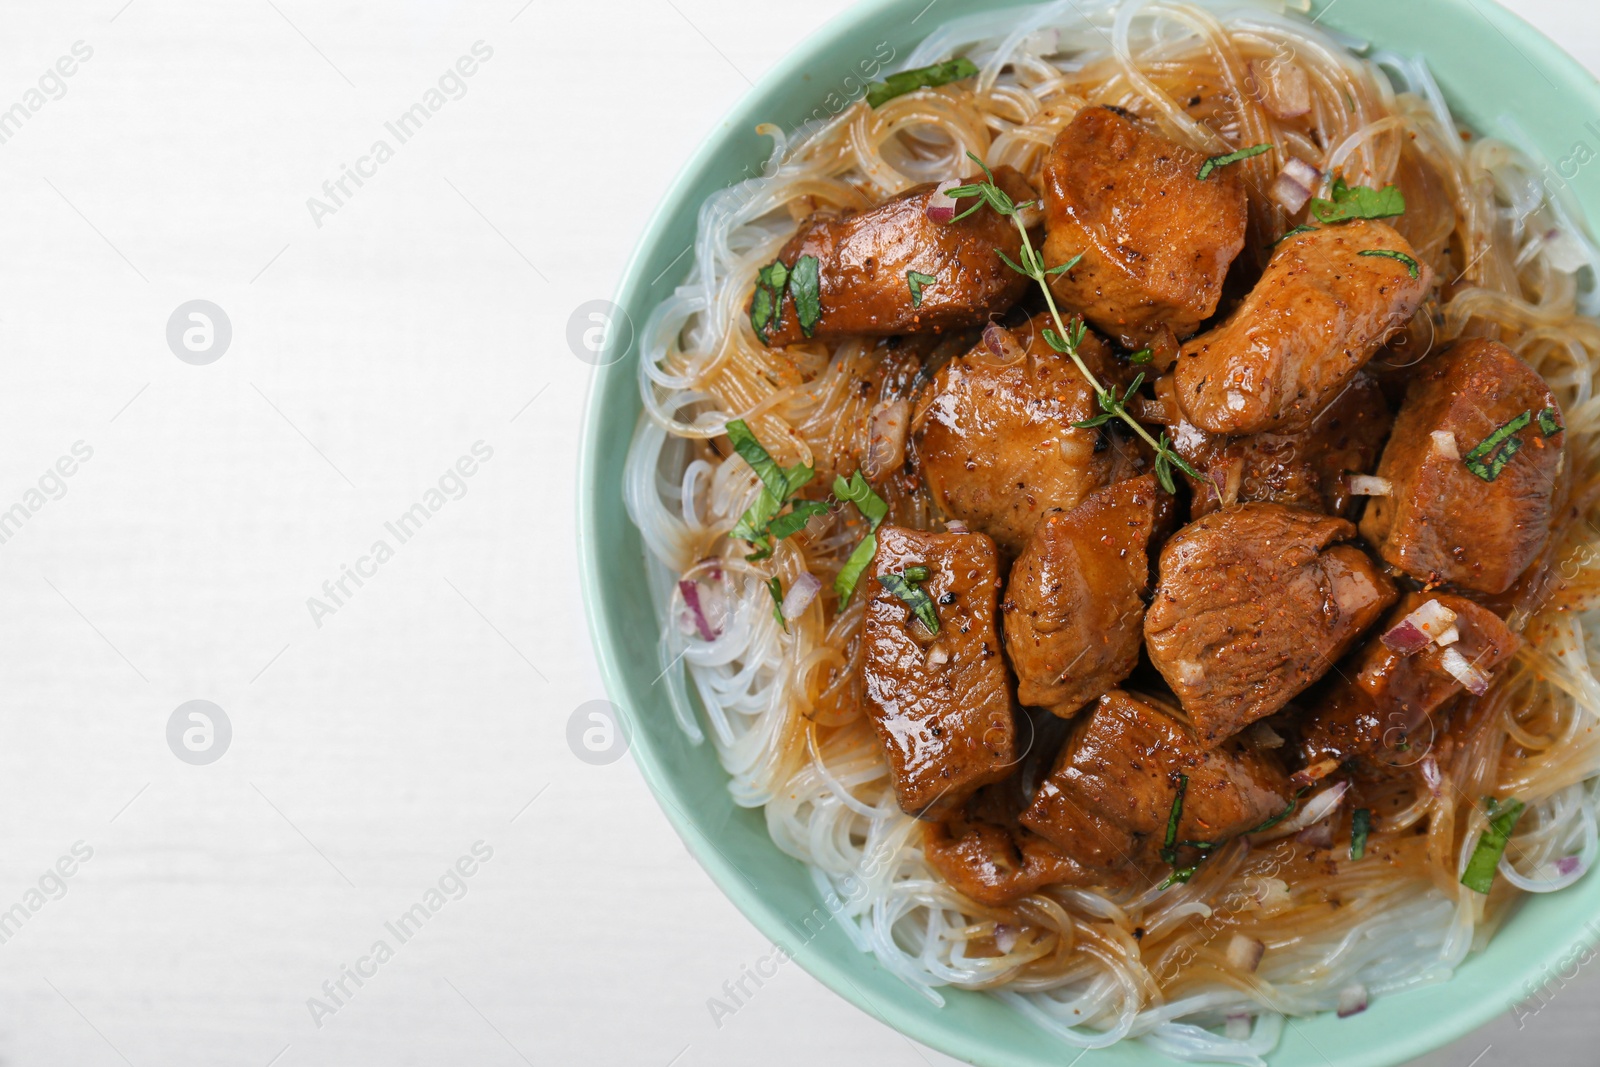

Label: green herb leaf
[1461,796,1527,894]
[834,534,877,604]
[906,270,937,307]
[765,499,831,541]
[1358,248,1420,278]
[749,260,792,344]
[1275,224,1317,245]
[1537,406,1564,437]
[1159,773,1190,866]
[1045,252,1085,276]
[833,471,888,529]
[831,471,889,605]
[767,576,787,632]
[1463,410,1533,482]
[757,260,789,293]
[1129,347,1153,364]
[1159,866,1198,889]
[789,255,822,337]
[726,419,817,555]
[749,285,775,343]
[864,57,980,109]
[1350,808,1372,861]
[1310,177,1406,223]
[1042,327,1071,354]
[879,565,939,634]
[1244,791,1303,835]
[1197,142,1272,180]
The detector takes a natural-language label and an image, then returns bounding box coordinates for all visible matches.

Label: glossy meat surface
[1145,503,1396,745]
[1300,592,1520,766]
[862,526,1015,818]
[913,313,1143,555]
[1174,220,1431,435]
[760,167,1035,346]
[1360,338,1564,594]
[1041,106,1248,348]
[1171,372,1392,518]
[1020,690,1290,872]
[1003,474,1162,718]
[923,778,1107,906]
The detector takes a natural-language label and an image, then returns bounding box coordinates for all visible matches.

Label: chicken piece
[1144,503,1396,745]
[862,526,1016,819]
[1172,372,1392,518]
[1300,592,1520,767]
[923,777,1111,906]
[1174,220,1432,435]
[1021,690,1291,873]
[1003,474,1162,718]
[1360,339,1565,594]
[756,167,1036,346]
[1041,106,1248,349]
[913,312,1144,555]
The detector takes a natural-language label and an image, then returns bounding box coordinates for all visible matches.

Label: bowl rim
[577,1,1600,1063]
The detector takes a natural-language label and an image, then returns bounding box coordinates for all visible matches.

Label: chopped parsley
[766,576,787,632]
[832,471,889,604]
[1462,410,1533,482]
[749,255,821,344]
[1350,808,1372,860]
[865,57,980,109]
[1197,142,1271,180]
[1358,248,1420,278]
[1158,773,1190,866]
[1128,347,1153,365]
[1274,224,1317,245]
[1309,177,1406,223]
[906,270,936,307]
[879,564,939,634]
[1461,796,1527,894]
[726,419,817,559]
[1537,406,1564,437]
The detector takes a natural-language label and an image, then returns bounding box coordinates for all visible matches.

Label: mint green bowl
[579,2,1600,1062]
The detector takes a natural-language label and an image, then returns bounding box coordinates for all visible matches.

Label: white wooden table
[0,1,1591,1064]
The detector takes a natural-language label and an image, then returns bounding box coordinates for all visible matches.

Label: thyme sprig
[945,153,1200,494]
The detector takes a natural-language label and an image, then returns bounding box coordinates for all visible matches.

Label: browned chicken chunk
[1003,474,1162,718]
[1021,690,1291,873]
[1041,106,1248,349]
[1174,220,1432,435]
[862,526,1015,818]
[1300,592,1520,767]
[1144,504,1396,745]
[1171,372,1392,519]
[923,779,1107,906]
[913,313,1143,555]
[1360,338,1565,594]
[757,167,1036,347]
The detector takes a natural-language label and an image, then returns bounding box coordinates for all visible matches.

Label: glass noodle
[622,0,1600,1060]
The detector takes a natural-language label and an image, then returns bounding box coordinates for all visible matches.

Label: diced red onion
[1421,756,1443,798]
[926,645,950,666]
[994,922,1019,952]
[1382,599,1458,654]
[945,520,969,534]
[1440,646,1491,695]
[1226,933,1265,973]
[1270,157,1321,214]
[679,579,719,641]
[1556,855,1585,877]
[1435,625,1461,647]
[1336,983,1369,1018]
[1279,780,1349,833]
[1224,1013,1253,1040]
[1348,475,1391,496]
[1431,430,1460,460]
[1251,59,1312,119]
[781,571,822,621]
[1297,820,1335,849]
[926,179,961,224]
[983,322,1027,364]
[1290,758,1339,789]
[861,399,910,480]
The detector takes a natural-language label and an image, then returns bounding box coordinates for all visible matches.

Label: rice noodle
[621,1,1600,1061]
